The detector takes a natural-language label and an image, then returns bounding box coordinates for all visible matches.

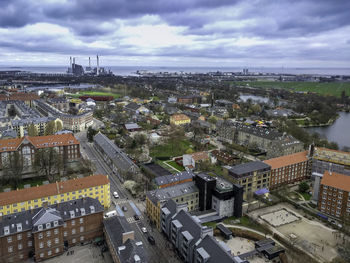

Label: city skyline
[1,0,350,67]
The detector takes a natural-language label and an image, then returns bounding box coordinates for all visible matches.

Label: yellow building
[170,114,191,126]
[146,181,199,230]
[0,174,110,216]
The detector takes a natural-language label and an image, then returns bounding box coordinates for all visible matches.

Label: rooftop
[321,171,350,192]
[229,161,270,177]
[0,174,109,206]
[264,151,308,169]
[171,114,190,121]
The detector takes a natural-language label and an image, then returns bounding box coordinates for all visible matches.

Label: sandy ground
[260,208,300,227]
[249,203,345,262]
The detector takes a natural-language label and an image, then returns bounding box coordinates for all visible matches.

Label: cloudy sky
[0,0,349,67]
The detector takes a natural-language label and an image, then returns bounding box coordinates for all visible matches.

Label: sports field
[232,81,350,97]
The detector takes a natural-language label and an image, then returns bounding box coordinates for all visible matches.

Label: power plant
[67,55,112,76]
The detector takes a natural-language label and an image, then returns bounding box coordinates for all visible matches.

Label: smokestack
[73,57,76,64]
[89,57,91,68]
[96,55,100,75]
[70,57,72,68]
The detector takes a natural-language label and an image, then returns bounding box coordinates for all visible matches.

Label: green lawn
[68,91,121,99]
[300,192,312,201]
[150,139,192,159]
[165,160,185,172]
[232,81,350,98]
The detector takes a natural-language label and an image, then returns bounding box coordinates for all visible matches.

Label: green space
[0,177,46,192]
[165,160,185,172]
[232,81,350,98]
[300,192,312,201]
[150,139,193,159]
[68,90,121,99]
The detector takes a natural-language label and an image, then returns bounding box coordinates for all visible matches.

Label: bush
[298,182,310,193]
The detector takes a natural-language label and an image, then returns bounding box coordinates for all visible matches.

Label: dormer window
[70,211,75,218]
[38,225,43,231]
[54,221,59,227]
[46,222,51,229]
[17,224,22,232]
[4,226,10,236]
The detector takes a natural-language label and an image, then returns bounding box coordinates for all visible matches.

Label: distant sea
[0,66,349,76]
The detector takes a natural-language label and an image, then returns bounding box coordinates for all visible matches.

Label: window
[39,233,43,239]
[18,243,23,250]
[28,241,32,247]
[79,218,84,224]
[7,237,12,243]
[19,254,24,259]
[47,240,51,247]
[64,231,67,237]
[38,225,43,231]
[48,250,52,256]
[71,220,75,226]
[72,229,76,234]
[80,236,84,241]
[63,222,67,228]
[47,231,51,237]
[54,221,59,227]
[80,226,84,232]
[27,232,31,238]
[72,238,76,243]
[46,222,51,229]
[55,238,59,244]
[39,242,44,248]
[40,253,44,258]
[54,229,59,235]
[55,248,60,253]
[8,246,13,253]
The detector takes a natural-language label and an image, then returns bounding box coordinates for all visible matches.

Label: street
[75,130,181,263]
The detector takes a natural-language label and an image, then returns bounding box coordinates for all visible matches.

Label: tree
[87,127,98,142]
[55,120,63,132]
[298,182,310,193]
[2,152,23,189]
[34,148,63,182]
[28,123,38,137]
[45,120,56,135]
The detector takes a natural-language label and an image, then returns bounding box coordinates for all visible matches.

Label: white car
[141,227,147,233]
[113,191,119,198]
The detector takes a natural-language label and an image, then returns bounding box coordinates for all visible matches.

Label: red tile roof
[321,171,350,192]
[0,174,110,206]
[0,133,79,153]
[264,151,308,169]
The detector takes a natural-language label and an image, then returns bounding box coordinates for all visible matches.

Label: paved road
[76,130,180,263]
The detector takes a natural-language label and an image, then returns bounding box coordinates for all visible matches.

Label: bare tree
[2,152,23,189]
[34,148,63,182]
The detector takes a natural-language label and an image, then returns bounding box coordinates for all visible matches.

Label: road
[75,130,180,263]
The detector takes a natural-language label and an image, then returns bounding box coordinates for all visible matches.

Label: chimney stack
[89,57,91,68]
[70,56,72,68]
[73,57,76,64]
[96,55,100,75]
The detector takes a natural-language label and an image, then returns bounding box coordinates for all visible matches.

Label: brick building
[264,151,310,189]
[0,197,103,263]
[318,171,350,219]
[0,133,80,172]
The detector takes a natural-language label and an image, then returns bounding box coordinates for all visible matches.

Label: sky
[0,0,350,67]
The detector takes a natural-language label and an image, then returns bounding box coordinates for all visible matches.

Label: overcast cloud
[0,0,349,67]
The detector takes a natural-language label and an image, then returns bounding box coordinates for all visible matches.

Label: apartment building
[161,199,241,263]
[318,171,350,219]
[0,133,80,172]
[228,161,271,200]
[93,132,139,180]
[170,114,191,126]
[12,117,63,137]
[0,174,110,216]
[0,197,103,263]
[154,171,194,189]
[264,151,310,189]
[217,121,304,158]
[146,181,199,230]
[104,216,148,263]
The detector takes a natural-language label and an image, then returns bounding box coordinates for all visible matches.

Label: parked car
[113,191,119,198]
[141,227,147,233]
[134,214,140,221]
[147,235,155,245]
[122,206,128,212]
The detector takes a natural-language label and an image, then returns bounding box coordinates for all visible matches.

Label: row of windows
[39,247,61,258]
[39,238,60,248]
[63,226,84,236]
[7,241,32,252]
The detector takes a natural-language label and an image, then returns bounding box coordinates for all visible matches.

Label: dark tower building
[194,173,216,211]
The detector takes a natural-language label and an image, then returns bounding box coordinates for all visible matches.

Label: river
[305,112,350,149]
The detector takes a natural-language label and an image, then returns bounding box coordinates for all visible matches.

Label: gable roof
[264,151,308,169]
[0,174,109,206]
[32,208,62,226]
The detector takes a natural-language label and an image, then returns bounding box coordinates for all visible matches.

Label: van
[104,210,117,218]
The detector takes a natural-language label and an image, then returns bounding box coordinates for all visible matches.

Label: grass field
[150,139,192,158]
[232,81,350,97]
[68,91,121,99]
[165,160,185,172]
